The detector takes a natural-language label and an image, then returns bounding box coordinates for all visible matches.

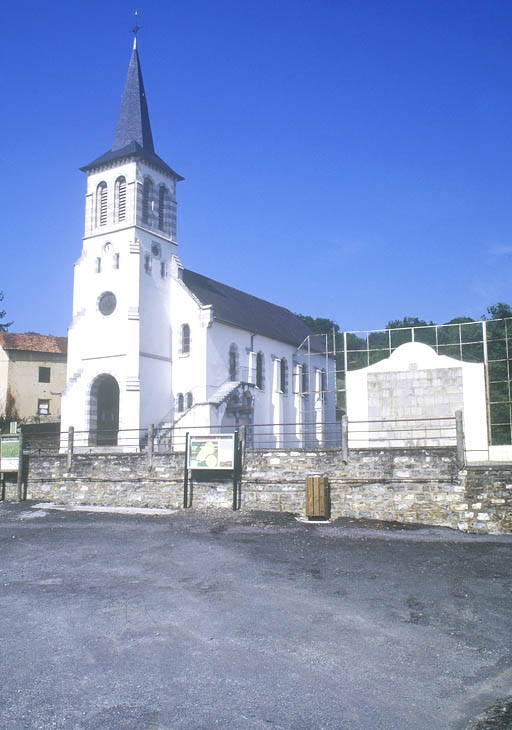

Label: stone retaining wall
[16,447,512,534]
[25,453,233,510]
[464,463,512,533]
[243,447,465,528]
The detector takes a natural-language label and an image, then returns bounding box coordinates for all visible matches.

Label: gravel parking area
[1,502,511,730]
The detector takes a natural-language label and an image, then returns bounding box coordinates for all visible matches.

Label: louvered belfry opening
[142,177,152,223]
[116,177,126,221]
[158,185,167,231]
[97,182,108,227]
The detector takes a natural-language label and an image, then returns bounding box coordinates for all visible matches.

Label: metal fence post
[232,430,240,511]
[16,430,24,502]
[455,410,465,468]
[341,415,349,463]
[147,424,154,470]
[66,426,74,471]
[183,432,190,508]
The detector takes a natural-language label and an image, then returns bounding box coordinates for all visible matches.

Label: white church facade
[60,39,337,450]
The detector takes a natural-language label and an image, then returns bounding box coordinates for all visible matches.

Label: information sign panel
[0,437,20,472]
[188,434,235,469]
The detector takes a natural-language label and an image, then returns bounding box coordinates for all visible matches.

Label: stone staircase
[155,380,245,451]
[208,380,242,406]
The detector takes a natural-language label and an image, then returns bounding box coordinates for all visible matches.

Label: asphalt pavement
[1,501,511,730]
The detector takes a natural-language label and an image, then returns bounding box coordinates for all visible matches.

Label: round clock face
[151,243,161,258]
[98,291,117,316]
[104,242,113,253]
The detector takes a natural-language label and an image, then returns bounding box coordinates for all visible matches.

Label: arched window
[158,185,168,231]
[115,177,126,222]
[301,364,308,395]
[177,393,184,413]
[181,324,190,355]
[256,352,264,389]
[186,392,193,409]
[96,182,107,227]
[142,178,153,224]
[229,344,238,381]
[280,358,288,393]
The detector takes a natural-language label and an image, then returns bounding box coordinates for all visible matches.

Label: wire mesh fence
[18,416,463,457]
[316,317,512,447]
[20,421,343,455]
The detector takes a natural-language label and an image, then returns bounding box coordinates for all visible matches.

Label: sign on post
[0,436,20,472]
[188,434,235,469]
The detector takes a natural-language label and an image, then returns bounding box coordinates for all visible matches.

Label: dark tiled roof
[81,141,184,180]
[0,333,67,355]
[182,270,313,348]
[81,46,183,181]
[112,47,154,153]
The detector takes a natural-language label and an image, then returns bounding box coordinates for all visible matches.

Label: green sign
[188,434,235,469]
[0,436,19,472]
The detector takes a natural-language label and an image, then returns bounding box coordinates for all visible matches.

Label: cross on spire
[131,11,143,49]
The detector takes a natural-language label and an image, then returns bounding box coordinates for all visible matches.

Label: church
[60,37,337,449]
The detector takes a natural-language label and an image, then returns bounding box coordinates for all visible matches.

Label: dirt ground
[1,501,511,730]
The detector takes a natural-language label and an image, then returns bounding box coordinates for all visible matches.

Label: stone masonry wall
[25,453,233,510]
[19,447,512,534]
[464,463,512,534]
[243,447,465,529]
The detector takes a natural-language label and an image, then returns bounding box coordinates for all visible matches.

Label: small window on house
[116,176,126,222]
[177,393,184,412]
[229,344,238,381]
[280,358,288,393]
[142,178,153,224]
[113,253,120,269]
[37,399,50,415]
[96,182,108,226]
[38,367,51,383]
[160,262,167,278]
[181,324,190,355]
[158,185,168,231]
[144,254,152,273]
[95,257,101,273]
[186,392,193,409]
[256,352,264,389]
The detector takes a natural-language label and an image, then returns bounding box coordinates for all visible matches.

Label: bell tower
[60,36,183,444]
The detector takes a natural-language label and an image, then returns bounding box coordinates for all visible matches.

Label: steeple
[81,39,183,181]
[112,44,154,153]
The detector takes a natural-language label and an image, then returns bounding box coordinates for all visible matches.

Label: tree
[385,316,434,329]
[295,314,340,335]
[0,291,12,332]
[444,316,475,325]
[482,302,512,321]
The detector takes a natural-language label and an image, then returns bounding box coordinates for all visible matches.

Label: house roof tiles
[0,333,67,355]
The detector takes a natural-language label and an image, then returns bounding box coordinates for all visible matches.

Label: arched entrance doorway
[90,375,120,446]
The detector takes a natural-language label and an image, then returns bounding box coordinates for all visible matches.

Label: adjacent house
[0,333,67,424]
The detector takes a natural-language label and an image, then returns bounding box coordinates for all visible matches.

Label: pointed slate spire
[81,38,183,180]
[112,42,155,153]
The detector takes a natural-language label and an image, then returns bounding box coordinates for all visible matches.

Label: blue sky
[2,0,512,336]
